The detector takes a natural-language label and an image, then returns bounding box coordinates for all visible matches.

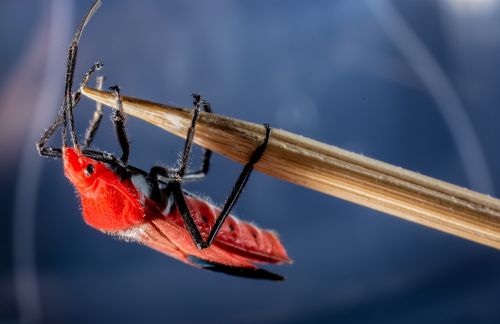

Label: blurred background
[1,0,500,323]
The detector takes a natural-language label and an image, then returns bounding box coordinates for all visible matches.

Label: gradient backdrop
[1,0,500,323]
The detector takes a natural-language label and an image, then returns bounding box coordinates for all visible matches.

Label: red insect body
[63,147,291,274]
[35,0,289,280]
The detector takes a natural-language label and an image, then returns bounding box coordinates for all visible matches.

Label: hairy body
[64,148,290,279]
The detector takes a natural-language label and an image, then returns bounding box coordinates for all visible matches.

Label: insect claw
[191,93,201,106]
[196,242,209,250]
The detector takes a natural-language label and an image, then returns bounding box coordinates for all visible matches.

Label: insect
[37,0,291,280]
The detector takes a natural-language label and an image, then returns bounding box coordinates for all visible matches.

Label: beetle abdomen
[159,194,291,264]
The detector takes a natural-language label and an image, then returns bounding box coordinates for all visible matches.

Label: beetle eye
[84,164,95,177]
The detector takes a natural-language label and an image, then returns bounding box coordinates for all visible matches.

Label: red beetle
[37,0,290,280]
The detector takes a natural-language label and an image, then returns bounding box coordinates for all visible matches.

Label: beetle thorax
[79,178,146,231]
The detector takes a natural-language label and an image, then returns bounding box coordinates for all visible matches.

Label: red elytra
[63,147,291,278]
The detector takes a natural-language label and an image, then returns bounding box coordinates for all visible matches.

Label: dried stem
[81,86,500,249]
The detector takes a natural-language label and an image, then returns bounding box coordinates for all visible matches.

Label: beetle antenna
[37,0,102,158]
[63,0,102,149]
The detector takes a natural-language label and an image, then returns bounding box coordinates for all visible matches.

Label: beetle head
[63,147,108,191]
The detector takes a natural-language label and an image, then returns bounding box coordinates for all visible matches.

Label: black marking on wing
[187,256,284,281]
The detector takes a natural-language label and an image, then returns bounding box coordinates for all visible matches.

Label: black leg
[175,94,203,179]
[183,96,213,180]
[83,75,105,147]
[149,94,213,182]
[171,124,272,249]
[204,124,271,247]
[109,85,130,164]
[73,61,103,108]
[171,182,206,248]
[36,109,64,158]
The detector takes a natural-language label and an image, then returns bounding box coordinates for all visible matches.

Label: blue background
[1,0,500,323]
